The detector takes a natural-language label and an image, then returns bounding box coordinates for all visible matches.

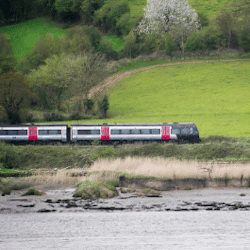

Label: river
[1,211,250,250]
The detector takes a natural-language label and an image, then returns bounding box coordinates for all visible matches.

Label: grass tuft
[22,188,43,196]
[73,179,119,200]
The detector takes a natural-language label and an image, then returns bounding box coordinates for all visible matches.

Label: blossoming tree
[137,0,200,53]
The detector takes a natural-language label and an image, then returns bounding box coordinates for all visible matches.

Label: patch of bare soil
[89,59,249,97]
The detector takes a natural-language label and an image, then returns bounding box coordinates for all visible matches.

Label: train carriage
[71,124,102,142]
[71,122,200,143]
[0,124,68,142]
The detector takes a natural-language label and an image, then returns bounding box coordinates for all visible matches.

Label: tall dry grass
[88,157,250,179]
[25,168,119,187]
[20,158,250,187]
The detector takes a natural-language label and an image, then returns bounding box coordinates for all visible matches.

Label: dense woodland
[0,0,250,124]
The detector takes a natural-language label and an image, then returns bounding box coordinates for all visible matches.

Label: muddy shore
[1,185,250,214]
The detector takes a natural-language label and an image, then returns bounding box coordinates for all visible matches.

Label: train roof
[71,122,197,126]
[0,123,68,127]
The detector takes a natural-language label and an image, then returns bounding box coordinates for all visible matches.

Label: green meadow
[79,60,250,138]
[189,0,233,18]
[0,18,67,60]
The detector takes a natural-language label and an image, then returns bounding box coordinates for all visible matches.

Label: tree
[98,94,109,118]
[0,33,16,75]
[238,27,250,52]
[216,12,237,48]
[28,53,109,112]
[54,0,82,22]
[94,0,130,34]
[137,0,199,54]
[81,0,104,24]
[67,52,109,113]
[0,72,31,124]
[28,54,72,110]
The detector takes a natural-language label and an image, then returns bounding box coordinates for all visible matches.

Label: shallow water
[1,211,250,250]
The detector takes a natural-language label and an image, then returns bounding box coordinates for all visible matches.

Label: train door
[161,127,166,140]
[165,126,170,139]
[105,127,110,140]
[101,127,110,140]
[29,127,38,140]
[161,126,170,140]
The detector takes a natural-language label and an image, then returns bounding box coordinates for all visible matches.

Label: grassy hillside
[188,0,233,18]
[78,60,250,138]
[0,18,67,60]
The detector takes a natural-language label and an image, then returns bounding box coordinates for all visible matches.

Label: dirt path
[89,58,249,97]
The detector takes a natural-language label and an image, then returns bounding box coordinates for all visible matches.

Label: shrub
[22,188,43,196]
[119,32,140,58]
[73,179,119,199]
[94,0,130,34]
[238,27,250,52]
[43,112,64,122]
[1,187,12,196]
[185,26,223,51]
[97,94,109,118]
[0,143,24,169]
[185,30,206,52]
[81,0,105,23]
[99,39,119,60]
[139,34,157,55]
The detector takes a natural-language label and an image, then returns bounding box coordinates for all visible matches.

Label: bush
[55,0,82,22]
[116,13,135,36]
[139,34,157,55]
[94,0,130,34]
[43,112,64,122]
[73,179,119,199]
[238,27,250,52]
[185,30,206,52]
[0,143,24,169]
[81,0,105,23]
[119,32,140,58]
[185,26,223,51]
[22,188,43,196]
[98,94,109,118]
[99,39,119,60]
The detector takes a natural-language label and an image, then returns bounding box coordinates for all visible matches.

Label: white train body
[0,123,200,143]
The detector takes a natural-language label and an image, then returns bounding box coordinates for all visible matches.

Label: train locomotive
[0,122,200,144]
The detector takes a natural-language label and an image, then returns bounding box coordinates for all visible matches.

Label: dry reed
[88,157,250,179]
[25,168,119,186]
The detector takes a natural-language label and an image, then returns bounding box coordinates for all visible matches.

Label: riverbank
[1,182,250,213]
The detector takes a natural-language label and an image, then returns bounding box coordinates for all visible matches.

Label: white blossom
[137,0,200,50]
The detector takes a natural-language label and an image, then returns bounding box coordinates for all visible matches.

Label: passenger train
[0,122,200,144]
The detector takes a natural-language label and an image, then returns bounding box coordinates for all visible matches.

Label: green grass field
[77,60,250,138]
[0,18,66,60]
[189,0,233,18]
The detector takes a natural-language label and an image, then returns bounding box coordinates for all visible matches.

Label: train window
[92,130,100,135]
[141,129,151,134]
[0,130,7,135]
[78,130,100,135]
[8,130,18,135]
[111,129,121,135]
[38,130,61,135]
[38,130,47,135]
[131,129,141,135]
[48,130,61,135]
[121,129,130,134]
[18,130,27,135]
[152,129,160,134]
[181,128,190,135]
[172,129,180,135]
